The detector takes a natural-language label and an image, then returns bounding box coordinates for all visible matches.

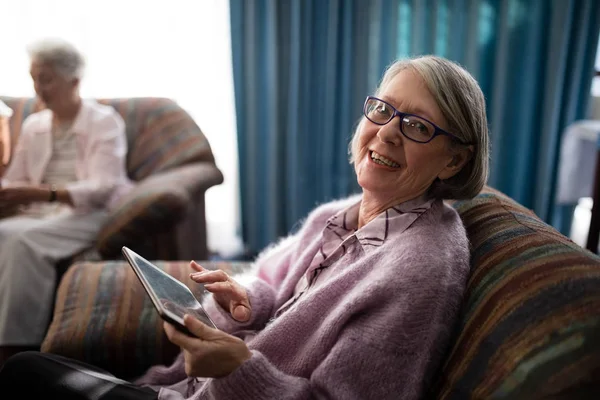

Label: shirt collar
[32,99,90,136]
[69,100,90,135]
[324,194,435,253]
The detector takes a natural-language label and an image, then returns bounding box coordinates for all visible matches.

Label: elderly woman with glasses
[0,55,489,400]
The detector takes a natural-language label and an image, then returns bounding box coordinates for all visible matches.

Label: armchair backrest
[0,96,216,181]
[435,186,600,399]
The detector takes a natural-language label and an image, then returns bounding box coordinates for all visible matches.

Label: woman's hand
[190,261,251,322]
[0,186,48,207]
[0,204,20,219]
[164,314,252,378]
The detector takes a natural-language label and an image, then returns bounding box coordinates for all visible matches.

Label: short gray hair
[349,55,490,200]
[27,38,85,80]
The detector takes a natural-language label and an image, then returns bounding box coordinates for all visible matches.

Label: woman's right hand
[0,204,19,219]
[190,261,251,322]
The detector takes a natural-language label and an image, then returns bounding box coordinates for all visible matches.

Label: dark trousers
[0,351,158,399]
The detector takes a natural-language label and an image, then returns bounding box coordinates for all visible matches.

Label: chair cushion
[435,186,600,399]
[41,260,251,380]
[96,176,190,259]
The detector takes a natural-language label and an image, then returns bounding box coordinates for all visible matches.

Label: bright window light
[0,0,243,257]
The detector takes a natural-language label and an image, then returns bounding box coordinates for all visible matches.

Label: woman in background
[0,38,133,365]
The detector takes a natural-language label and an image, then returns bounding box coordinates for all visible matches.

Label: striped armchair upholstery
[42,186,600,397]
[434,186,600,399]
[42,260,251,379]
[0,96,223,261]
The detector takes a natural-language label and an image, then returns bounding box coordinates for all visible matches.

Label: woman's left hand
[164,314,252,378]
[0,186,48,207]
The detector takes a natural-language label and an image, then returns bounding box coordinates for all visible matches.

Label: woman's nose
[376,120,403,146]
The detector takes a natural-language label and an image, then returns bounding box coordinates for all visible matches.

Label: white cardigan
[1,99,134,211]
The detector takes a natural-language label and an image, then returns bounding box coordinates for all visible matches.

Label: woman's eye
[414,123,427,132]
[404,118,432,138]
[375,104,390,115]
[406,121,425,132]
[38,74,53,85]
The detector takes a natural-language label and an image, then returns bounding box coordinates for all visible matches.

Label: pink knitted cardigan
[136,195,470,400]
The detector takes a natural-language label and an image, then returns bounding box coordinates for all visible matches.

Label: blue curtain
[230,0,600,254]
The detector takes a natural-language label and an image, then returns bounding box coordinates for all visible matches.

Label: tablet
[121,246,217,334]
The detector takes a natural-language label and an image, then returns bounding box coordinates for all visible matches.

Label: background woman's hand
[164,314,252,378]
[0,204,20,219]
[0,186,47,207]
[189,261,251,322]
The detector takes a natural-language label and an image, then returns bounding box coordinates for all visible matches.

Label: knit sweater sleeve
[202,233,299,333]
[202,248,469,400]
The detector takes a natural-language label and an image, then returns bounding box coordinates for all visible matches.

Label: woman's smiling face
[354,69,459,205]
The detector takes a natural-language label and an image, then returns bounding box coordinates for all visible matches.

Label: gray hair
[27,38,85,80]
[349,55,490,200]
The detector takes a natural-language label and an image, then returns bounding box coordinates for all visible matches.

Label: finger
[202,281,235,294]
[206,281,247,299]
[230,304,251,322]
[190,261,205,273]
[183,314,220,339]
[163,321,180,342]
[190,270,229,283]
[163,321,199,349]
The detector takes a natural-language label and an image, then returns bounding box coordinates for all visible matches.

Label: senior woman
[0,55,488,399]
[0,38,132,365]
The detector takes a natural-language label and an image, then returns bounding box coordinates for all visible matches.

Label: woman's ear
[438,145,474,180]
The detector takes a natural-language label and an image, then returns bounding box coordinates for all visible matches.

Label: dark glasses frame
[363,96,469,145]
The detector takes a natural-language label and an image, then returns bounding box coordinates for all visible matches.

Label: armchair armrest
[41,260,252,380]
[161,161,224,196]
[96,162,224,259]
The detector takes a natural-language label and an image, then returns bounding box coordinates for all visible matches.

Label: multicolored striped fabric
[97,98,215,181]
[435,186,600,399]
[42,260,251,379]
[95,163,223,259]
[94,180,188,259]
[42,185,600,396]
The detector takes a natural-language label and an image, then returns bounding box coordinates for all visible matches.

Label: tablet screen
[122,247,216,329]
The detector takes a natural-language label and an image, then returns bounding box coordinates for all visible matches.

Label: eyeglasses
[363,96,466,144]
